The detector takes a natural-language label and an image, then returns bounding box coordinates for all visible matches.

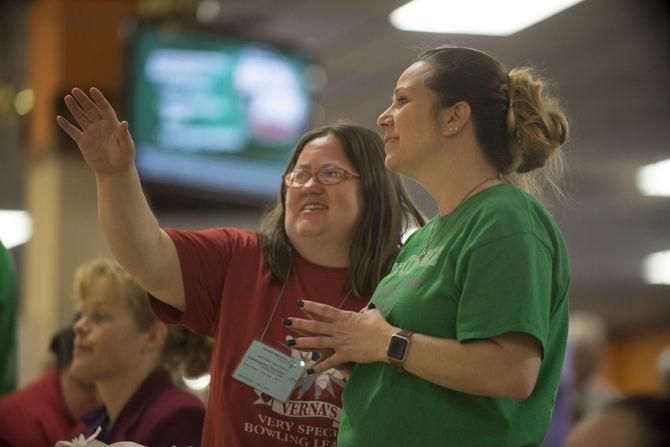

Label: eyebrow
[294,162,339,169]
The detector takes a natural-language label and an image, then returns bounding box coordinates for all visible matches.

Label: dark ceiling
[206,0,670,335]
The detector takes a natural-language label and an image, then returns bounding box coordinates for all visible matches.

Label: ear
[440,101,471,137]
[141,322,167,354]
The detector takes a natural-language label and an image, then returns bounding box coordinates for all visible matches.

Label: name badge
[233,340,306,402]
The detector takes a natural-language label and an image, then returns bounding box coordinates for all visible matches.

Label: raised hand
[57,87,135,175]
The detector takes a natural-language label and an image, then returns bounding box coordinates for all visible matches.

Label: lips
[301,202,328,212]
[74,342,92,355]
[384,135,399,145]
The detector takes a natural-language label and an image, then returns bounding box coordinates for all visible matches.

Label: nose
[73,315,87,335]
[301,174,322,191]
[377,106,393,129]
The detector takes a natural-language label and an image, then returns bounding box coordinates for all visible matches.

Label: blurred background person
[541,340,576,447]
[656,345,670,396]
[0,240,17,396]
[68,257,211,446]
[569,312,622,421]
[566,394,670,447]
[0,324,101,447]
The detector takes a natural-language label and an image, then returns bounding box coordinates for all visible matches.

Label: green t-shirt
[339,184,570,447]
[0,241,17,395]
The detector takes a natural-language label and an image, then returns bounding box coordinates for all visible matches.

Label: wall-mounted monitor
[128,23,318,202]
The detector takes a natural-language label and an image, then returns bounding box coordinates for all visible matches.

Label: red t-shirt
[150,228,368,447]
[0,368,75,447]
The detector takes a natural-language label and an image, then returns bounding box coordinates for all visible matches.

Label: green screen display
[128,24,314,199]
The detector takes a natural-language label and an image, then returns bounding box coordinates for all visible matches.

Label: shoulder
[164,226,262,258]
[0,370,60,415]
[141,383,204,423]
[461,184,562,249]
[134,386,204,447]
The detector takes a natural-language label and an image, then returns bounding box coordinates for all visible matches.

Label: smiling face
[284,134,364,253]
[377,61,446,179]
[70,278,153,383]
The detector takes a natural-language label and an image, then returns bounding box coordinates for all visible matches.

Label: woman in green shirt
[288,46,571,446]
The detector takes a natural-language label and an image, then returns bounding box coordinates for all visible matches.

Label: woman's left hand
[286,300,397,374]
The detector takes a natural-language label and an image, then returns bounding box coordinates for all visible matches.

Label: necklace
[418,176,501,260]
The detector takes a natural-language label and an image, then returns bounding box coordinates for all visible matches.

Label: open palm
[57,87,135,175]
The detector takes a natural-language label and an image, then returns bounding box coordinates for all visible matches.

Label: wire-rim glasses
[283,166,361,188]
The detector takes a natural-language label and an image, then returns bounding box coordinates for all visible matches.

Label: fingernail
[282,318,292,326]
[367,302,376,310]
[297,299,304,307]
[286,339,296,347]
[311,352,320,361]
[306,368,315,375]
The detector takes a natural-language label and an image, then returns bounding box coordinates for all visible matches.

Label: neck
[60,369,101,420]
[292,237,350,267]
[94,360,157,425]
[414,140,502,215]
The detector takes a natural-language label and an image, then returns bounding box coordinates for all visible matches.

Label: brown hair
[74,257,212,377]
[417,46,569,201]
[258,122,425,298]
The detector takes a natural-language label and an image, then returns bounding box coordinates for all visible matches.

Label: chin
[384,154,403,174]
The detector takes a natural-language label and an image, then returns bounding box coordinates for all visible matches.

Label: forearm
[96,166,184,307]
[395,332,541,399]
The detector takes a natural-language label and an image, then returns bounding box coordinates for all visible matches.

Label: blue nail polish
[282,318,292,326]
[286,339,296,347]
[306,368,315,375]
[311,352,320,361]
[367,302,376,310]
[297,299,304,307]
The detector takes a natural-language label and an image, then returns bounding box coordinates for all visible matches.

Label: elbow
[500,367,540,400]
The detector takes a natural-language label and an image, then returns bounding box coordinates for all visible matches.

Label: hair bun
[507,68,569,173]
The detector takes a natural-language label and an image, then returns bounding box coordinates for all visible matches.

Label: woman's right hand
[57,87,135,176]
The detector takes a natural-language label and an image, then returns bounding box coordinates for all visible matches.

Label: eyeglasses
[283,166,361,188]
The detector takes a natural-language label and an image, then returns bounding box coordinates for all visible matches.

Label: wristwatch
[386,329,415,372]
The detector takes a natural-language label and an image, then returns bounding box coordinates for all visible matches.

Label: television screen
[128,23,317,201]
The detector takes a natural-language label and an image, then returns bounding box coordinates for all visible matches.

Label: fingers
[291,335,335,351]
[288,317,332,336]
[56,115,82,143]
[299,306,333,323]
[310,353,345,374]
[116,121,135,150]
[64,94,92,129]
[300,300,351,322]
[71,88,103,121]
[90,87,119,122]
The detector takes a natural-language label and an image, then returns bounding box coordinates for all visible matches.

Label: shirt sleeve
[149,227,239,337]
[455,232,553,355]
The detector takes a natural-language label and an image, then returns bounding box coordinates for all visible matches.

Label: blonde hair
[74,257,211,377]
[505,67,569,201]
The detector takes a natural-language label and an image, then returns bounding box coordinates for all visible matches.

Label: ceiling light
[642,251,670,285]
[0,210,33,249]
[637,159,670,196]
[389,0,585,36]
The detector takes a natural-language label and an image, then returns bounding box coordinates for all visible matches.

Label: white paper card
[232,340,306,402]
